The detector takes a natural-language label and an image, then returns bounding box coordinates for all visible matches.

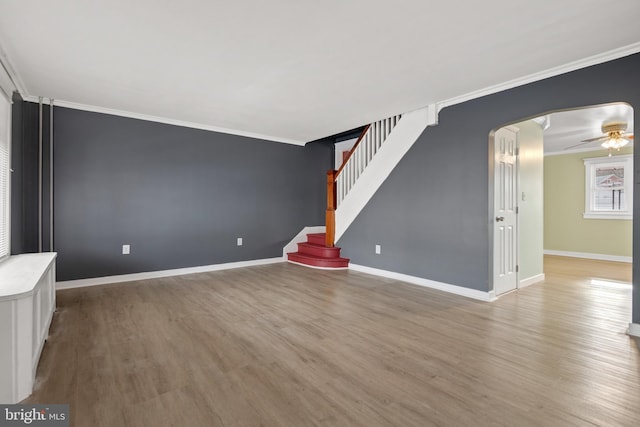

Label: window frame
[583,154,633,220]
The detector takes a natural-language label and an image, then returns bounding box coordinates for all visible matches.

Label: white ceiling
[542,103,634,154]
[1,1,639,145]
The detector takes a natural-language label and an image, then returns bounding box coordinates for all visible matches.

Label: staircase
[287,233,349,269]
[324,106,436,247]
[284,105,436,269]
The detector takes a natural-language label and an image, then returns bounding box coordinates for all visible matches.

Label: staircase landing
[287,233,349,269]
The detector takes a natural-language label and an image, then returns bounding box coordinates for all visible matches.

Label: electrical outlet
[122,244,130,255]
[375,244,381,255]
[237,237,243,246]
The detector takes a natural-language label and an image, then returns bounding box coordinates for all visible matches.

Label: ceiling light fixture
[601,130,630,156]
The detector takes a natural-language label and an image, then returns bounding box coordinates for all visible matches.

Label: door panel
[494,127,518,296]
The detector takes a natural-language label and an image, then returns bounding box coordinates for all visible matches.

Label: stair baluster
[326,114,402,247]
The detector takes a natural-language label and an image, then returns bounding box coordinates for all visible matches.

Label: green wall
[544,147,633,257]
[517,120,544,281]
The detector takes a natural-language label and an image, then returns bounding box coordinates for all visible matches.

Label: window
[583,154,633,220]
[0,94,9,259]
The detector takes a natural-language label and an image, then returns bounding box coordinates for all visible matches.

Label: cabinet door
[0,299,15,403]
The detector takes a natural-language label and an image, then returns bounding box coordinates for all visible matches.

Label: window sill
[583,212,632,220]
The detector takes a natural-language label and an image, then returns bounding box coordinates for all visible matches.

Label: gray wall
[10,94,24,254]
[337,53,640,324]
[53,107,330,281]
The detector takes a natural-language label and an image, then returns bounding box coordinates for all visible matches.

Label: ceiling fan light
[601,137,628,150]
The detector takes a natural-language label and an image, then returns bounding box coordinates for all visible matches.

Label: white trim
[282,225,325,259]
[426,103,438,126]
[544,249,632,263]
[0,62,14,103]
[583,154,633,220]
[532,115,550,130]
[0,44,26,96]
[583,213,632,220]
[628,323,640,338]
[349,263,496,302]
[55,258,283,290]
[13,42,640,148]
[436,42,640,112]
[544,146,617,157]
[287,260,348,270]
[21,97,306,146]
[519,273,545,288]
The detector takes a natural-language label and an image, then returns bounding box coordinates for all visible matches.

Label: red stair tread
[287,252,349,268]
[286,232,348,269]
[297,242,342,258]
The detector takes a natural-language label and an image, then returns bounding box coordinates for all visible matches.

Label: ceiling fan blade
[580,135,609,143]
[564,140,599,150]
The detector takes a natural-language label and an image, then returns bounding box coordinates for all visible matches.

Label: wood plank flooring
[25,256,639,426]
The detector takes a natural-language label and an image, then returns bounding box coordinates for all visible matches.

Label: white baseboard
[544,250,632,263]
[519,273,545,288]
[56,258,283,290]
[282,226,325,259]
[349,264,496,302]
[628,323,640,338]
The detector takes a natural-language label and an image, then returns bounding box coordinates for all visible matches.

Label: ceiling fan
[565,121,634,154]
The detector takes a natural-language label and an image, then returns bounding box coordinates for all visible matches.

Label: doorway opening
[489,102,634,297]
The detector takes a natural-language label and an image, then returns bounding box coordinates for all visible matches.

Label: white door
[493,127,518,295]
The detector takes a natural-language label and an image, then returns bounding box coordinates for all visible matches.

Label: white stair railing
[336,114,401,206]
[325,114,402,247]
[325,106,434,246]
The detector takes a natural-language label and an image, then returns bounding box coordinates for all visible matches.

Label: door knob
[496,216,505,222]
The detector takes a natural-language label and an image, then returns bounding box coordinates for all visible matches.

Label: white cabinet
[0,253,57,403]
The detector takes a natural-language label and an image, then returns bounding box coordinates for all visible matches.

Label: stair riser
[307,234,326,246]
[297,244,341,258]
[286,233,348,269]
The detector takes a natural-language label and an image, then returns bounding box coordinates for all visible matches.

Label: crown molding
[20,96,306,145]
[436,42,640,113]
[12,41,640,145]
[0,42,28,96]
[544,146,633,157]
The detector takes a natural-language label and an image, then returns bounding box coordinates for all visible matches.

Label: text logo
[0,405,68,427]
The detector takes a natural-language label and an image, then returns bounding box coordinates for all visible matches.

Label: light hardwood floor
[26,256,639,426]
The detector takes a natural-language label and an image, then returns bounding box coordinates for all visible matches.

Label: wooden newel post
[326,170,337,248]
